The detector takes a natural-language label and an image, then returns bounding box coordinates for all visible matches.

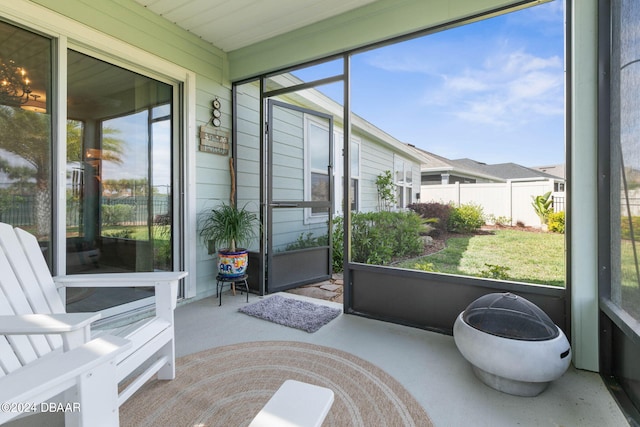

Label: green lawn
[397,229,565,287]
[620,239,640,319]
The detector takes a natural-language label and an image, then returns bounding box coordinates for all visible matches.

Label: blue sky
[294,0,565,167]
[101,111,172,193]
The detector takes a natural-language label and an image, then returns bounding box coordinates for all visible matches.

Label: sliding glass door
[65,50,177,312]
[0,19,183,315]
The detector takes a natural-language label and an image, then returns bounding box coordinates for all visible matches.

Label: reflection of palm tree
[0,107,51,236]
[0,108,125,237]
[67,119,125,163]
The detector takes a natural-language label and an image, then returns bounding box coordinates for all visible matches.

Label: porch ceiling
[132,0,379,52]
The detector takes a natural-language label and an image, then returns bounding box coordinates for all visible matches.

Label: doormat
[238,295,341,333]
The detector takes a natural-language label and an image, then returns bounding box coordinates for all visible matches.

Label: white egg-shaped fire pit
[453,292,571,397]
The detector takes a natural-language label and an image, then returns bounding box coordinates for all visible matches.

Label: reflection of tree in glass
[66,119,125,163]
[0,108,125,236]
[0,107,51,236]
[102,179,150,197]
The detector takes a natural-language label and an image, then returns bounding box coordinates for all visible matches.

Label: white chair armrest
[0,313,100,335]
[54,271,187,287]
[0,313,100,350]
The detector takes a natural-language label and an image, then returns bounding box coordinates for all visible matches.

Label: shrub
[331,211,424,272]
[102,204,135,225]
[407,202,453,235]
[411,260,435,272]
[375,170,396,211]
[621,216,640,240]
[481,263,510,280]
[487,214,512,227]
[102,228,134,239]
[547,211,565,234]
[332,216,345,272]
[448,203,485,233]
[285,232,328,251]
[154,239,171,270]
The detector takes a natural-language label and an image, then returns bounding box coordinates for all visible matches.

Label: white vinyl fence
[420,179,564,228]
[620,189,640,217]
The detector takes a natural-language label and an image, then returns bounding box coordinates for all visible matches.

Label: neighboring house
[408,147,565,226]
[533,164,566,191]
[412,147,563,186]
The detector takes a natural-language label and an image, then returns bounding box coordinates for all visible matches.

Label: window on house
[305,114,331,219]
[350,139,360,212]
[333,132,360,214]
[394,156,412,208]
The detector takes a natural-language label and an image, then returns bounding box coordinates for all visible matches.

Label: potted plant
[199,203,258,278]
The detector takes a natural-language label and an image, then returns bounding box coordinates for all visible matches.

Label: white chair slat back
[0,223,61,318]
[15,227,65,313]
[0,250,45,370]
[0,336,21,377]
[0,224,62,351]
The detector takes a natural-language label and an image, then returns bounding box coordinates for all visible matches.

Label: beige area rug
[120,341,432,427]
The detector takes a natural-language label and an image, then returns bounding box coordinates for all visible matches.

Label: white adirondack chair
[0,222,188,408]
[0,243,131,426]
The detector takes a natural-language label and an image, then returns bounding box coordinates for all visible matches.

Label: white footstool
[249,380,334,427]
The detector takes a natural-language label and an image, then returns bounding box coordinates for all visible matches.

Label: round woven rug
[120,341,432,426]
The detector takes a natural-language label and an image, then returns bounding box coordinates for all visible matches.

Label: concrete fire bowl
[454,312,571,397]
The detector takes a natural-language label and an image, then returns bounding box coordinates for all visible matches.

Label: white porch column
[571,0,599,372]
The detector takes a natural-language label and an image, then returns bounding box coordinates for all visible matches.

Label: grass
[620,239,640,319]
[397,229,565,287]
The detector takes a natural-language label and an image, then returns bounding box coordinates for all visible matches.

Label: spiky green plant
[199,203,258,252]
[531,191,553,225]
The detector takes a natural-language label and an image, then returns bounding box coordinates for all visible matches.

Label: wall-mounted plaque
[199,125,230,155]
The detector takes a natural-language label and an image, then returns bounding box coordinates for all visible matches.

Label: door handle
[269,203,299,207]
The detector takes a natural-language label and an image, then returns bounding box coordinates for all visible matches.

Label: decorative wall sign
[199,125,230,155]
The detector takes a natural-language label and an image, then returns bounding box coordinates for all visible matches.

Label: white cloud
[502,51,562,73]
[424,48,564,128]
[445,75,489,92]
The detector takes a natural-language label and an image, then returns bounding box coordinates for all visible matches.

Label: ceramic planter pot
[218,249,248,278]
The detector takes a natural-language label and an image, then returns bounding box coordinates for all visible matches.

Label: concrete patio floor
[175,291,629,427]
[7,289,630,426]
